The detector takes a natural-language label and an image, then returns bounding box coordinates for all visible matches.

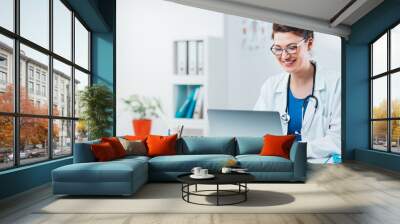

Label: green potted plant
[122,94,162,136]
[79,84,113,140]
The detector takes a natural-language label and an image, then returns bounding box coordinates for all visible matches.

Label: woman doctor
[254,24,341,163]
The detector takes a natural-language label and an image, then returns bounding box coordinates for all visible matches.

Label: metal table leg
[217,184,219,206]
[245,183,247,201]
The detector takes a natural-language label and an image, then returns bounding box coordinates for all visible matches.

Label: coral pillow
[146,134,177,157]
[101,137,127,158]
[91,142,117,162]
[260,134,295,159]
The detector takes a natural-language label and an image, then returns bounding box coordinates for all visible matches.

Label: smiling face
[272,32,313,74]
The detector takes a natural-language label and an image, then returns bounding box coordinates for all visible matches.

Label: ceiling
[225,0,353,23]
[166,0,384,38]
[66,0,115,32]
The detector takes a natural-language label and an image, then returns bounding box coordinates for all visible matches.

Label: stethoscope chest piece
[281,113,290,123]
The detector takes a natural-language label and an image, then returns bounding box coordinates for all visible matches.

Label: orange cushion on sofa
[259,134,295,159]
[146,134,177,157]
[91,142,117,162]
[101,137,127,158]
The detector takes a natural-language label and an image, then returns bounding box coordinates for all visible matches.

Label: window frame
[0,0,92,171]
[370,21,400,154]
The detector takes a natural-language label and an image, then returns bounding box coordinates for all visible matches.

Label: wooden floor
[1,162,400,224]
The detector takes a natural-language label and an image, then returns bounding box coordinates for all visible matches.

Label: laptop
[207,109,283,137]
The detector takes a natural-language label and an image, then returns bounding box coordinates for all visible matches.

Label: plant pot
[132,119,152,136]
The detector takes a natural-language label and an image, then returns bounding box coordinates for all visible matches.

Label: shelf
[171,118,206,129]
[172,75,205,85]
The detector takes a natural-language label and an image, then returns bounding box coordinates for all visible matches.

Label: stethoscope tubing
[282,62,318,124]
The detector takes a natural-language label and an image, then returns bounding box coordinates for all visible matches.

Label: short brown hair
[272,24,314,40]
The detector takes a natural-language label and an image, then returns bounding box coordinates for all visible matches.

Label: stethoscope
[280,63,319,126]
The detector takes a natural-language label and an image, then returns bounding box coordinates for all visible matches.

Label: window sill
[0,156,72,176]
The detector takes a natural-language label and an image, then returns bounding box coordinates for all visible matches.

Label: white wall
[224,14,341,110]
[117,0,341,135]
[116,0,224,135]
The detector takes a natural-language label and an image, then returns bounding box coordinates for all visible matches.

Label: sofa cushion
[119,138,147,156]
[73,140,100,163]
[148,154,235,172]
[260,134,295,159]
[236,155,293,172]
[147,134,177,157]
[53,158,147,183]
[91,142,118,161]
[101,137,127,158]
[178,137,236,155]
[236,137,263,155]
[115,155,150,164]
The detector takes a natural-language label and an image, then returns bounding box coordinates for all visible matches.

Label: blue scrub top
[287,89,308,141]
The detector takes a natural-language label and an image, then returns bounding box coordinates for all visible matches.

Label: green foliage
[122,94,163,119]
[79,84,113,140]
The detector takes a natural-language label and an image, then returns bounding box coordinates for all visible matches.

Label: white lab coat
[254,66,341,161]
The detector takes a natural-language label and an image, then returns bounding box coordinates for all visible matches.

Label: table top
[177,172,255,185]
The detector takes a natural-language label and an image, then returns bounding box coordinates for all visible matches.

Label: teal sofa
[52,137,307,196]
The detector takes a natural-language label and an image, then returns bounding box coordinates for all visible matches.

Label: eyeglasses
[270,39,306,56]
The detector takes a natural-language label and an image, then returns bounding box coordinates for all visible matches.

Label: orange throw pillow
[101,137,127,158]
[259,134,295,159]
[91,142,117,161]
[146,134,177,157]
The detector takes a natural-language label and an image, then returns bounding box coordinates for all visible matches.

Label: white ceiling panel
[166,0,384,38]
[225,0,352,21]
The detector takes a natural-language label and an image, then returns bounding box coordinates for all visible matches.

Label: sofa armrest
[289,142,307,182]
[73,141,99,163]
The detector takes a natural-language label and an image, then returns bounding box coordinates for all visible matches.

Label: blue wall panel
[92,32,114,88]
[0,0,115,200]
[344,0,400,170]
[0,158,72,199]
[91,32,115,135]
[343,44,370,159]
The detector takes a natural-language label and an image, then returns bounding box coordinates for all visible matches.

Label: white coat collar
[275,64,326,93]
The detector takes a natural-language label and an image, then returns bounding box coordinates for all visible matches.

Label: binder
[188,41,198,75]
[185,87,200,118]
[193,86,204,119]
[176,41,188,75]
[175,88,195,118]
[197,41,204,75]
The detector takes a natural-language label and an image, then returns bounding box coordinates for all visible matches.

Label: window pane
[53,0,72,60]
[0,34,14,113]
[0,116,13,170]
[20,0,49,49]
[391,120,400,153]
[372,121,388,151]
[20,117,49,165]
[0,0,13,31]
[20,44,49,115]
[391,72,400,117]
[391,24,400,70]
[75,120,88,143]
[372,77,387,119]
[53,119,72,157]
[74,69,89,118]
[53,59,72,117]
[75,18,89,69]
[372,33,387,76]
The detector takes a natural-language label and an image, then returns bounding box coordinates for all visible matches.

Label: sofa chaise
[52,136,307,196]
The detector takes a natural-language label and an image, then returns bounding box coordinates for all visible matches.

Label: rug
[37,183,362,214]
